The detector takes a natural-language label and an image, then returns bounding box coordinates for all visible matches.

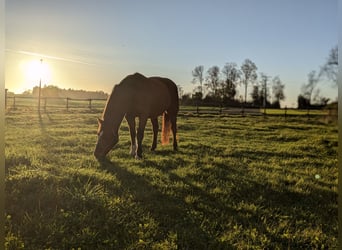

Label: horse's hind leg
[171,115,178,151]
[150,117,158,151]
[136,116,148,159]
[125,114,136,157]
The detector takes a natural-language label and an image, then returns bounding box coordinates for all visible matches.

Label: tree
[319,46,338,86]
[251,85,261,106]
[259,73,270,108]
[297,95,310,109]
[301,70,319,105]
[250,74,271,108]
[221,62,240,101]
[205,66,221,99]
[180,93,192,105]
[177,85,184,99]
[312,89,330,106]
[192,91,203,104]
[192,65,205,98]
[240,59,258,103]
[272,76,285,108]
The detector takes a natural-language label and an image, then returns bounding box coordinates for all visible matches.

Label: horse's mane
[113,73,146,90]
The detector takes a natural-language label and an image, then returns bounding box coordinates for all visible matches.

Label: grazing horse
[94,72,179,160]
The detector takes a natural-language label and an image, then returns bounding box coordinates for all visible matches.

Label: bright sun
[20,59,52,89]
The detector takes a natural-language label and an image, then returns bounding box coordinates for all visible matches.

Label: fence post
[13,96,16,109]
[5,89,7,109]
[284,106,287,120]
[88,99,92,109]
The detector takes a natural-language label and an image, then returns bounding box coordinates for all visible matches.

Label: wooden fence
[5,94,335,119]
[5,95,107,111]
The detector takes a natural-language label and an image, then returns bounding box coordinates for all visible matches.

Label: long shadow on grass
[99,158,235,249]
[234,176,337,247]
[153,144,337,248]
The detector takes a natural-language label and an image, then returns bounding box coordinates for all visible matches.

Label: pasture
[5,109,338,249]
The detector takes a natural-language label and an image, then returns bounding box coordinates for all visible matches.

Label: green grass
[5,109,338,249]
[264,108,329,116]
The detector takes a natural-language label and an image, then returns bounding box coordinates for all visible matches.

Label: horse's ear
[97,118,104,125]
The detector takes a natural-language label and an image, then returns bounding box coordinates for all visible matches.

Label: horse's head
[94,118,118,160]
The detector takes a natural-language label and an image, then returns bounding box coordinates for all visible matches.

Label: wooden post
[13,96,16,109]
[88,99,92,109]
[284,106,287,119]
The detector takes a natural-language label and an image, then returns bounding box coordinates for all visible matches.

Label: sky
[5,0,338,107]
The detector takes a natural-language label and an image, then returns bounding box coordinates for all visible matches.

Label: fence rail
[5,95,336,119]
[5,95,107,111]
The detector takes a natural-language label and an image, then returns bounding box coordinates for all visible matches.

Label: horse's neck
[103,97,125,133]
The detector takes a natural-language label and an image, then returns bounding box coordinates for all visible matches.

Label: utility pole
[38,59,43,111]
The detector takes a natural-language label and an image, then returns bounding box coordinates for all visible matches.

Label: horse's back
[149,76,179,114]
[118,73,175,117]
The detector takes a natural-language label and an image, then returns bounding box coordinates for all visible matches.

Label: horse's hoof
[135,155,142,160]
[130,146,137,157]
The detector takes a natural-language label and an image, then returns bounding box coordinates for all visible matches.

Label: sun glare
[20,59,52,90]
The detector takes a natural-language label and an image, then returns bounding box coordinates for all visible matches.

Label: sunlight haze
[5,0,338,107]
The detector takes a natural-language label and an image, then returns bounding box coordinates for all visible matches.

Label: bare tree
[221,62,240,100]
[272,76,285,107]
[251,85,261,106]
[302,70,319,105]
[312,88,330,106]
[240,59,258,103]
[205,66,221,99]
[259,73,271,110]
[192,65,205,97]
[319,46,338,86]
[177,85,184,99]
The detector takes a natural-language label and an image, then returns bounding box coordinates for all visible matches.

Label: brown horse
[94,72,179,160]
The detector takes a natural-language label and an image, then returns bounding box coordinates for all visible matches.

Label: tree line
[14,85,108,100]
[180,59,285,108]
[181,46,337,109]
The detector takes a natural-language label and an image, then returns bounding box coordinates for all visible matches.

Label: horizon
[5,0,338,108]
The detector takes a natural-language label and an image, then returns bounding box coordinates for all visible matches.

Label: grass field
[5,109,338,249]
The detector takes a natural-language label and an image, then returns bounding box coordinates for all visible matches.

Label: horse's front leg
[150,117,158,151]
[136,116,148,159]
[125,114,136,157]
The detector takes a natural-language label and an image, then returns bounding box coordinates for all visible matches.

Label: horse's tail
[161,112,171,145]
